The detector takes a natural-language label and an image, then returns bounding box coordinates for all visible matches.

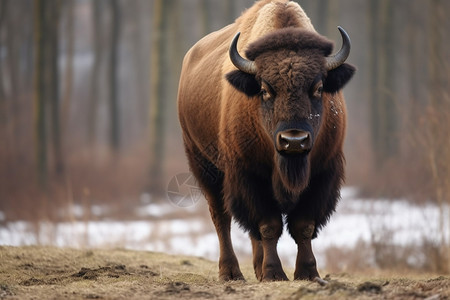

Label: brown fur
[177,0,354,282]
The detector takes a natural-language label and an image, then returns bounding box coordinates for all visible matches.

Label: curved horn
[326,26,351,71]
[229,32,257,75]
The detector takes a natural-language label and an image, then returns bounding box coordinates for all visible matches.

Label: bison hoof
[219,269,245,282]
[254,266,263,281]
[294,267,320,281]
[261,267,289,281]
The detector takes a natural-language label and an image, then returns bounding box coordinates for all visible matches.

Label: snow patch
[1,187,448,271]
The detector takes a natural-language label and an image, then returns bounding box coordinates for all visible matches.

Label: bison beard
[273,153,310,212]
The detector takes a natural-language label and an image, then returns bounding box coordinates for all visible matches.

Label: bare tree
[88,0,104,146]
[5,0,21,152]
[201,0,212,35]
[0,0,7,103]
[48,0,64,175]
[149,0,172,194]
[109,0,121,152]
[129,0,148,134]
[33,0,49,186]
[32,0,63,183]
[61,0,75,135]
[367,0,397,169]
[224,0,237,22]
[426,0,449,273]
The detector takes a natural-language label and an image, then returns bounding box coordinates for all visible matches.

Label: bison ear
[323,63,356,93]
[226,70,261,97]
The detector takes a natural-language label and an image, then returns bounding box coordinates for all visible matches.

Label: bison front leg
[208,203,245,281]
[250,236,263,281]
[289,219,320,280]
[257,217,288,281]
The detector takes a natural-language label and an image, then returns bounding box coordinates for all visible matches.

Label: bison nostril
[278,135,290,150]
[276,130,311,154]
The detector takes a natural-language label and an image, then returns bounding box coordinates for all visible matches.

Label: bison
[177,0,355,281]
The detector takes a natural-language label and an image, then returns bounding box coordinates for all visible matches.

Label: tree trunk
[225,0,236,23]
[407,1,420,107]
[87,0,103,146]
[427,0,449,274]
[109,0,121,152]
[379,0,397,157]
[316,0,329,35]
[368,0,397,168]
[6,0,20,150]
[47,0,63,175]
[0,0,11,171]
[62,0,75,137]
[33,0,62,186]
[33,0,49,187]
[368,0,381,167]
[149,0,172,194]
[0,0,7,103]
[428,0,444,108]
[200,0,211,35]
[130,0,147,134]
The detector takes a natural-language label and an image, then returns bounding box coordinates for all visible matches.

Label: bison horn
[326,26,351,71]
[229,32,258,75]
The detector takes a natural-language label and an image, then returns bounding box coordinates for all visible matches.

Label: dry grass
[0,246,448,300]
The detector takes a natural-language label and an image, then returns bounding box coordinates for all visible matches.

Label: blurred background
[0,0,449,274]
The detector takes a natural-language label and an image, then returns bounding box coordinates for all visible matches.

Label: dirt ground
[0,246,448,299]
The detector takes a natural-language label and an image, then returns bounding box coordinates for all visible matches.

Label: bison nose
[276,130,312,154]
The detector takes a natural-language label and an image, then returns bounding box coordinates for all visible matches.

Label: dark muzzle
[276,129,312,154]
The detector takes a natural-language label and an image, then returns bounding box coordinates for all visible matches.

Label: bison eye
[261,88,270,101]
[260,82,274,102]
[312,81,323,99]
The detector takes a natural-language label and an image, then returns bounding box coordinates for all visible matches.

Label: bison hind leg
[184,148,245,281]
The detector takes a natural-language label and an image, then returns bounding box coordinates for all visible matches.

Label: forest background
[0,0,449,273]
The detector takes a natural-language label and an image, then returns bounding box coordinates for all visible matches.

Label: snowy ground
[1,187,448,270]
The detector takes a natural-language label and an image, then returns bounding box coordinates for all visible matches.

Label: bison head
[226,27,355,208]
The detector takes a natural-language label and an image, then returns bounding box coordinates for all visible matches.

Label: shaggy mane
[245,28,333,60]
